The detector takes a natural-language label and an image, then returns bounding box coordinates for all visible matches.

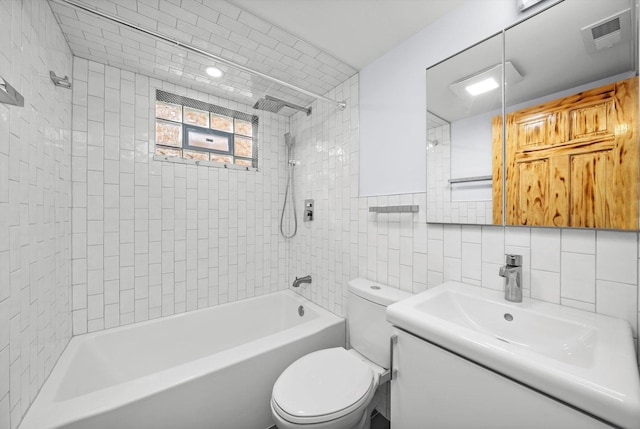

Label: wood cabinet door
[497,76,638,229]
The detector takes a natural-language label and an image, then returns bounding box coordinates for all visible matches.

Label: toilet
[271,278,411,429]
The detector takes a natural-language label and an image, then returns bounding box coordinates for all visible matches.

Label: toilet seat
[272,347,375,425]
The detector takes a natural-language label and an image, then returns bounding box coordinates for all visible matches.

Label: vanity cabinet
[389,329,612,429]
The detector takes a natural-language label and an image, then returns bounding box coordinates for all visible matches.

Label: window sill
[153,155,258,172]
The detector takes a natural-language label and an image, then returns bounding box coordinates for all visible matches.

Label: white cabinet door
[390,329,612,429]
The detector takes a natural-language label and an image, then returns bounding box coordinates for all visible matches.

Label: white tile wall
[0,1,73,428]
[71,58,290,334]
[288,77,640,366]
[287,75,360,316]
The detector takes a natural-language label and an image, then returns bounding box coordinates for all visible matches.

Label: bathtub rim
[19,290,345,429]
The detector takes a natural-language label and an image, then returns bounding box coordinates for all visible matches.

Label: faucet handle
[505,254,522,266]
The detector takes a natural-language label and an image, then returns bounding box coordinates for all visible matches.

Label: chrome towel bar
[448,175,492,184]
[369,205,419,214]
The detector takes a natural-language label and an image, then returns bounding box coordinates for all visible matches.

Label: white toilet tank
[347,278,411,368]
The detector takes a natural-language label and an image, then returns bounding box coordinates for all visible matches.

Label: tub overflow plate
[298,305,305,317]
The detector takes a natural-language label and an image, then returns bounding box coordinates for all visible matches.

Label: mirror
[426,33,503,224]
[500,0,638,229]
[427,0,639,230]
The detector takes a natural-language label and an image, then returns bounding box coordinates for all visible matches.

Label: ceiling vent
[581,8,631,54]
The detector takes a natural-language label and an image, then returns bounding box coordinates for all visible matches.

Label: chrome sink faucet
[292,275,312,288]
[499,254,522,302]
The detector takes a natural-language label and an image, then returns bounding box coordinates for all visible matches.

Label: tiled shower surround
[70,58,289,334]
[1,0,73,427]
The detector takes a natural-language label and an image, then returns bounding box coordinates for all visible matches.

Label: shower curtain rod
[50,0,347,111]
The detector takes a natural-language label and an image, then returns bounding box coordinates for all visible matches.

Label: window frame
[154,90,259,170]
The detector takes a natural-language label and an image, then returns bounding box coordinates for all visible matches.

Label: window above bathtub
[154,90,258,170]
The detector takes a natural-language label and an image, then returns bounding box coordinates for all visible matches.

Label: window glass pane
[156,101,182,122]
[235,158,252,167]
[183,107,209,127]
[210,154,233,164]
[156,120,182,147]
[183,150,209,161]
[187,129,230,152]
[156,146,182,157]
[234,119,252,137]
[211,114,233,132]
[234,136,253,158]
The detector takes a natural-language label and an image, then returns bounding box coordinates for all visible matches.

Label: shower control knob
[304,199,314,222]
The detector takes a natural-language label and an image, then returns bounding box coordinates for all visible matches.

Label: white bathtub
[20,290,345,429]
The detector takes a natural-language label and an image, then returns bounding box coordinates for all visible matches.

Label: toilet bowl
[271,348,383,429]
[271,278,411,429]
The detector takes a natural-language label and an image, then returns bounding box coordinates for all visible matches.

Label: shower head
[284,132,295,149]
[253,95,312,116]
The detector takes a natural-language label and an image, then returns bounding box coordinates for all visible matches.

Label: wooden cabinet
[493,76,638,229]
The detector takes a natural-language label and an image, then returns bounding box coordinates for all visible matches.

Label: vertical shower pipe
[280,133,297,238]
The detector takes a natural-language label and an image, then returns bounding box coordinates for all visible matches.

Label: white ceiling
[48,0,463,114]
[228,0,464,70]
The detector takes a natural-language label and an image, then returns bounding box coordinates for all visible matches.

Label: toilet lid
[272,347,374,424]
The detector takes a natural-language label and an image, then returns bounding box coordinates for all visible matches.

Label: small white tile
[73,310,88,335]
[531,269,560,304]
[561,252,596,303]
[72,284,87,310]
[412,253,428,284]
[427,239,443,273]
[412,223,427,254]
[427,223,443,240]
[461,242,481,281]
[427,270,444,288]
[505,227,530,247]
[596,230,637,285]
[105,304,120,328]
[481,226,504,264]
[531,228,561,272]
[399,236,413,266]
[443,224,461,257]
[461,225,481,244]
[481,262,502,291]
[562,229,595,254]
[88,294,104,320]
[596,280,638,337]
[443,257,461,282]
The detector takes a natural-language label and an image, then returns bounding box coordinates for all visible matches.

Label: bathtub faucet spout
[292,275,312,288]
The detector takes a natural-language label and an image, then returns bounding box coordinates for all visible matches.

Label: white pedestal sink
[387,281,640,428]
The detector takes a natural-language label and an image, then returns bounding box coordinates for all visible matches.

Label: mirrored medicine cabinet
[426,0,639,230]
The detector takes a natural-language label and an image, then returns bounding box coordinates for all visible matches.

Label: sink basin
[387,281,640,429]
[415,288,597,368]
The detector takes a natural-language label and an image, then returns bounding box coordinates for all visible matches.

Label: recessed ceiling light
[206,66,223,78]
[465,77,499,96]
